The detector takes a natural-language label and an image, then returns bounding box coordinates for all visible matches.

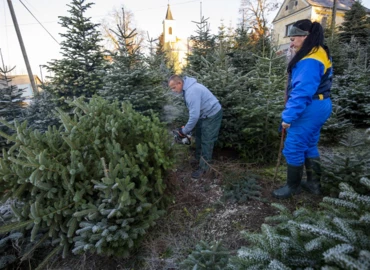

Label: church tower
[163,4,176,44]
[160,4,188,72]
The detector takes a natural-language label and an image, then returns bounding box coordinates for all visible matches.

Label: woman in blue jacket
[272,19,332,199]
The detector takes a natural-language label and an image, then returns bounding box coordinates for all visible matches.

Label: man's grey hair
[168,75,183,83]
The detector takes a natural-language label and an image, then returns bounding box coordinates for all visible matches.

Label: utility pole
[7,0,38,96]
[200,1,202,21]
[39,65,44,83]
[330,0,338,39]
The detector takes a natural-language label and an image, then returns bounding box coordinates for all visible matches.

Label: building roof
[273,0,370,23]
[9,75,42,85]
[165,4,174,20]
[307,0,365,11]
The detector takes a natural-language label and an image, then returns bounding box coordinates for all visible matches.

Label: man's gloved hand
[175,127,186,138]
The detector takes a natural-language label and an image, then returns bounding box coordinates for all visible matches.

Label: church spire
[165,4,174,20]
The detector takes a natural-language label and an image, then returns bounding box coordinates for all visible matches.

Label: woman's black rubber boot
[272,164,303,199]
[301,157,321,195]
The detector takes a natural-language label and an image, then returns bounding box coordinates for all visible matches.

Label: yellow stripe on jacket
[302,46,331,74]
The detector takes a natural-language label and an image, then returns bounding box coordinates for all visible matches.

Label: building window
[285,5,288,10]
[321,17,328,29]
[295,1,298,6]
[286,23,294,37]
[169,27,172,35]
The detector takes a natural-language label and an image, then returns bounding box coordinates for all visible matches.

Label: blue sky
[1,0,369,79]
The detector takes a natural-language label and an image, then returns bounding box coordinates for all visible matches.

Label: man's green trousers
[195,109,223,170]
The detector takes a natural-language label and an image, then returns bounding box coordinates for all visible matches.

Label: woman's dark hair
[287,19,331,73]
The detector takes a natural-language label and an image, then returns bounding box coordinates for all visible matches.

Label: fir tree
[186,41,285,162]
[222,173,265,204]
[147,37,175,77]
[180,240,230,270]
[0,65,26,148]
[216,22,234,54]
[331,38,370,126]
[326,30,347,75]
[228,177,370,269]
[321,134,370,196]
[0,97,174,267]
[25,90,60,132]
[186,45,250,155]
[185,17,217,74]
[320,103,353,145]
[339,1,370,45]
[44,0,106,104]
[0,201,23,269]
[100,20,167,116]
[227,25,256,75]
[236,50,285,162]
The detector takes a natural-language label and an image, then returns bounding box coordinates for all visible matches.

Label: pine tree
[100,20,167,116]
[0,66,26,148]
[339,1,370,45]
[44,0,106,105]
[0,97,174,267]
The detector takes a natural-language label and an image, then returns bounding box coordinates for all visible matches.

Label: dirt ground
[47,146,325,270]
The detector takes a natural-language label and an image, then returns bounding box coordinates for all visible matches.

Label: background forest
[0,0,370,269]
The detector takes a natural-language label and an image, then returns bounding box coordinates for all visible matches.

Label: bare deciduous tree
[100,6,145,53]
[239,0,279,41]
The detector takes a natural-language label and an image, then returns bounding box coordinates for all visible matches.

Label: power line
[133,0,199,12]
[2,0,10,65]
[19,0,59,45]
[5,0,205,27]
[4,20,58,26]
[3,0,202,27]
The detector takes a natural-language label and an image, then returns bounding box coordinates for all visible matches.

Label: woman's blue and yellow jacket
[282,46,333,124]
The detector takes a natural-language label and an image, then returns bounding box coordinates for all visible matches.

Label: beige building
[159,4,189,72]
[272,0,367,52]
[8,75,42,102]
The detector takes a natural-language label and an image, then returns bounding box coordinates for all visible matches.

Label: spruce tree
[0,66,26,148]
[339,1,370,45]
[44,0,106,104]
[100,21,167,116]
